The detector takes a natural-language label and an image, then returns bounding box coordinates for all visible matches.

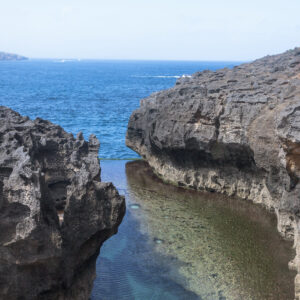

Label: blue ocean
[0,59,295,300]
[0,59,237,159]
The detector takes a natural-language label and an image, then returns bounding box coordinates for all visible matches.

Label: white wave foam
[53,59,79,63]
[132,75,181,78]
[132,74,192,79]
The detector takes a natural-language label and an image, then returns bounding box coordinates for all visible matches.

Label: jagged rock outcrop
[0,52,27,61]
[126,47,300,299]
[0,107,125,300]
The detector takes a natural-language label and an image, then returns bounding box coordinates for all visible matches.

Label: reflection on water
[92,160,295,300]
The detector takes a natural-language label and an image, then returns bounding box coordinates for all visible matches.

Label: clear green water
[92,160,295,300]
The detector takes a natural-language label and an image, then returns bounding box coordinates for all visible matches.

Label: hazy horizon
[1,0,300,61]
[22,57,247,62]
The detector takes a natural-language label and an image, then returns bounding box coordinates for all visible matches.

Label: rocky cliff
[126,48,300,299]
[0,52,27,61]
[0,107,125,300]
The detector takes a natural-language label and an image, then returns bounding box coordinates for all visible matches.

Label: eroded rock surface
[126,47,300,299]
[0,107,125,300]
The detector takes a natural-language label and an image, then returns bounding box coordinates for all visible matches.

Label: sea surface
[0,59,237,158]
[0,59,296,299]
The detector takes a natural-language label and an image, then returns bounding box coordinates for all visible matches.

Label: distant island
[0,51,28,61]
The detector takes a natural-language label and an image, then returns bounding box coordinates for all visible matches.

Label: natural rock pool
[91,160,295,300]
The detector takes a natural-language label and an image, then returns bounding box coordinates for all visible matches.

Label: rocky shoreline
[126,48,300,299]
[0,107,125,299]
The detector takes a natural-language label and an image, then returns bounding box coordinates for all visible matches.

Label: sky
[0,0,299,61]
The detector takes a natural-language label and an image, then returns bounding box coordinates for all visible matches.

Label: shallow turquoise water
[92,160,295,300]
[92,160,199,300]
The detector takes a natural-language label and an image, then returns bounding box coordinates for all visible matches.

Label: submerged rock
[0,107,125,300]
[129,203,141,210]
[126,47,300,298]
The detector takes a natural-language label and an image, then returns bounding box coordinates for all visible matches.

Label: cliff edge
[126,47,300,299]
[0,107,125,299]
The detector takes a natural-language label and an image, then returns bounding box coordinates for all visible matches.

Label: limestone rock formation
[126,47,300,299]
[0,107,125,300]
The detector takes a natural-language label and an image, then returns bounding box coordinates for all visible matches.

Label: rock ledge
[127,47,300,299]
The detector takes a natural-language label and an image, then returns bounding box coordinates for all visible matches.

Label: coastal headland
[127,47,300,299]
